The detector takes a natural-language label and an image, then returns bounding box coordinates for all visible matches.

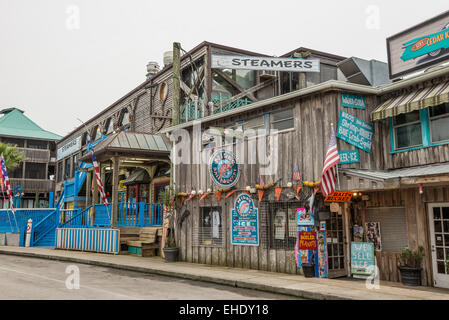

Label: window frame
[428,105,449,144]
[392,111,423,151]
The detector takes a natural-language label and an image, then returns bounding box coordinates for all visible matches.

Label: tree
[0,142,26,171]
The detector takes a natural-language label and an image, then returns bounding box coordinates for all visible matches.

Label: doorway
[428,203,449,289]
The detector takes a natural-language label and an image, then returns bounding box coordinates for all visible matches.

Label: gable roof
[0,108,62,141]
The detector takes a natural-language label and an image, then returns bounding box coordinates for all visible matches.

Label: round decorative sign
[234,193,255,218]
[209,150,240,188]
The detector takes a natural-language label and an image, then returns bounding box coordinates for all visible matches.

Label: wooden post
[172,42,181,126]
[85,171,91,208]
[111,155,120,227]
[293,51,311,89]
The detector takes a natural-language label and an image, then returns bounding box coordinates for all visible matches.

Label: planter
[302,263,316,278]
[163,247,179,262]
[398,266,422,286]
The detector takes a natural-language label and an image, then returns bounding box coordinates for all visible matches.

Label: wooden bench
[127,228,162,257]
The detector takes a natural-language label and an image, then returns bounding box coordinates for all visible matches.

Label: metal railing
[118,202,163,227]
[30,209,58,246]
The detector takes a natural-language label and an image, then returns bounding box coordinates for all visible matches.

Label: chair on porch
[126,227,162,257]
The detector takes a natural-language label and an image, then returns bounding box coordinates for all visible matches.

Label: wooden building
[0,107,61,208]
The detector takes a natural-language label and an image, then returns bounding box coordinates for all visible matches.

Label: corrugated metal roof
[341,163,449,181]
[0,108,62,140]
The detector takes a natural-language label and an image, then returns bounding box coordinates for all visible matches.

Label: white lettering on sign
[57,136,82,160]
[212,54,320,72]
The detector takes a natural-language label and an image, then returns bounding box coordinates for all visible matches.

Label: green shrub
[399,246,425,268]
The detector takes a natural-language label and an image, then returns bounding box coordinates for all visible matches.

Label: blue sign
[209,150,240,188]
[231,193,259,246]
[351,242,375,276]
[342,93,366,110]
[297,208,314,226]
[338,150,360,164]
[336,110,374,153]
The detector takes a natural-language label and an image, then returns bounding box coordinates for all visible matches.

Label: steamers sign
[211,54,320,72]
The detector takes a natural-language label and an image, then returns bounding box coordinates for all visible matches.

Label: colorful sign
[297,208,314,226]
[336,110,374,153]
[365,222,382,251]
[298,231,317,250]
[231,193,259,246]
[351,242,375,276]
[57,135,82,161]
[338,150,360,164]
[317,231,328,278]
[209,150,240,188]
[324,191,352,202]
[211,54,320,73]
[387,11,449,79]
[319,221,326,231]
[341,93,366,110]
[297,227,315,268]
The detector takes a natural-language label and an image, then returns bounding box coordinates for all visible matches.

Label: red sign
[298,231,317,250]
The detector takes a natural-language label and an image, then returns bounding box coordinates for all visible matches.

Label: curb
[0,248,349,300]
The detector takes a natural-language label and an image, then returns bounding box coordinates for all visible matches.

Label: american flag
[293,165,301,181]
[91,149,109,207]
[321,127,340,196]
[257,172,264,186]
[0,153,16,215]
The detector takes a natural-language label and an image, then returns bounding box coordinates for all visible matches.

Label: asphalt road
[0,255,297,300]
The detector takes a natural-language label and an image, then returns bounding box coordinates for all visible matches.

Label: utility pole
[293,50,311,89]
[172,42,181,126]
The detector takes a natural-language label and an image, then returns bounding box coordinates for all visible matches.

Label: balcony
[10,178,55,193]
[16,147,50,163]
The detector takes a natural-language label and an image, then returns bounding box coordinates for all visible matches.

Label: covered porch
[78,131,172,229]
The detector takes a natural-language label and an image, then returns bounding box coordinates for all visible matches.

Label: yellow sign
[324,192,352,203]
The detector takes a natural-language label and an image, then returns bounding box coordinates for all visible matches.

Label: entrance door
[428,203,449,289]
[327,210,347,278]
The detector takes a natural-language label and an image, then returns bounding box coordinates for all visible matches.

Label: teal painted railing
[0,209,55,233]
[118,202,163,227]
[30,209,58,246]
[59,207,92,228]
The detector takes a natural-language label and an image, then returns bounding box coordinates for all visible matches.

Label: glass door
[326,210,346,278]
[428,203,449,289]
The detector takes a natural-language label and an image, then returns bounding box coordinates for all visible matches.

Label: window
[57,161,63,182]
[93,126,102,141]
[270,108,294,132]
[71,153,79,178]
[269,202,301,250]
[393,110,422,149]
[120,109,130,127]
[1,137,24,147]
[429,103,449,144]
[25,163,46,179]
[9,163,23,178]
[27,140,47,150]
[64,158,71,180]
[199,207,222,246]
[105,118,114,135]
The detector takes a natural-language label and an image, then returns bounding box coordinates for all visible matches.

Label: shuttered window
[365,207,408,252]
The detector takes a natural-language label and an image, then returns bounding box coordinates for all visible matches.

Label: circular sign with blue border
[209,150,240,188]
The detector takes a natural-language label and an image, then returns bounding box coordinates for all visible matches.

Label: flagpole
[331,123,341,191]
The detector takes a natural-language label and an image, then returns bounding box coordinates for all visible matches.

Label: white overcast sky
[0,0,448,137]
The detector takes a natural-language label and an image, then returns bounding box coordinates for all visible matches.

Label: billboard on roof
[387,11,449,79]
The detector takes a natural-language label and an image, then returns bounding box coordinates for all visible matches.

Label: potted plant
[302,262,316,278]
[159,187,179,262]
[398,246,424,286]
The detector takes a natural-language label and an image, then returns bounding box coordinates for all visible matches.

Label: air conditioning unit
[259,70,277,80]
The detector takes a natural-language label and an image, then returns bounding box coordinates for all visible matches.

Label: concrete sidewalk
[1,246,448,300]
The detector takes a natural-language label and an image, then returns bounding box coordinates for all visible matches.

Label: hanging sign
[57,135,82,161]
[351,242,375,276]
[209,150,240,188]
[341,93,366,110]
[338,150,360,164]
[297,208,314,226]
[298,231,317,250]
[211,54,320,72]
[231,193,259,246]
[324,192,352,202]
[336,110,374,153]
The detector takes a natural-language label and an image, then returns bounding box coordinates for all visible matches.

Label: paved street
[0,255,297,300]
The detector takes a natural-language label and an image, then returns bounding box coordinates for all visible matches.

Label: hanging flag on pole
[91,149,111,223]
[321,126,340,197]
[0,153,19,231]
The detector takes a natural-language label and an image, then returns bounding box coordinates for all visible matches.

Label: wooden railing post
[139,202,145,227]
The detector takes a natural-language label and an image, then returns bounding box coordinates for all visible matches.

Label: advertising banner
[387,11,449,79]
[297,208,314,226]
[231,193,259,246]
[317,230,328,278]
[336,110,374,153]
[341,93,366,110]
[351,242,375,276]
[338,150,360,164]
[211,54,320,73]
[209,150,240,188]
[297,231,317,250]
[324,192,352,202]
